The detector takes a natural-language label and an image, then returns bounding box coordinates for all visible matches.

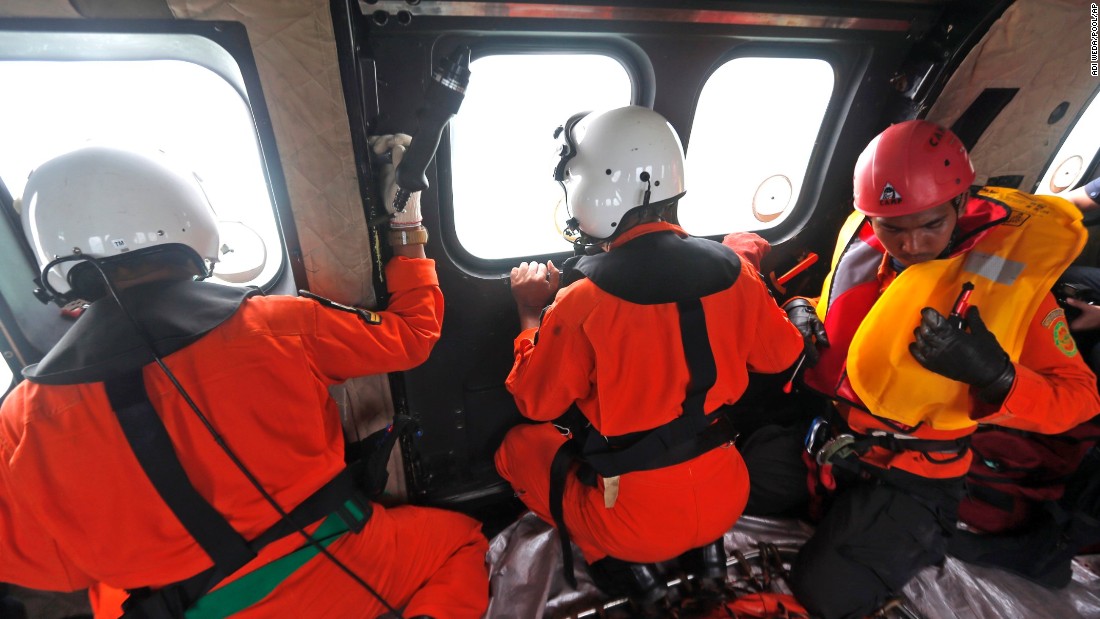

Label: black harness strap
[549,435,582,586]
[105,370,255,576]
[824,434,972,489]
[550,298,735,587]
[105,370,368,618]
[853,433,971,461]
[581,298,727,477]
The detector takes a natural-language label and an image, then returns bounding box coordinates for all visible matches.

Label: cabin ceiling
[929,0,1087,193]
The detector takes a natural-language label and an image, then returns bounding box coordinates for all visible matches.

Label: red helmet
[852,120,975,217]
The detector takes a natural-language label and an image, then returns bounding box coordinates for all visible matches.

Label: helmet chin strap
[35,254,101,306]
[35,248,213,307]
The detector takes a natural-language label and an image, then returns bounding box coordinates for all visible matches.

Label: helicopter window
[1035,89,1100,196]
[0,59,281,288]
[680,56,834,236]
[449,53,632,260]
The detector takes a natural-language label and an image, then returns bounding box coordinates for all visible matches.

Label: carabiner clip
[804,416,830,455]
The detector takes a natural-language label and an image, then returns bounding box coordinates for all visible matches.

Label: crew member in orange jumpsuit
[742,120,1100,619]
[493,106,803,609]
[0,143,488,618]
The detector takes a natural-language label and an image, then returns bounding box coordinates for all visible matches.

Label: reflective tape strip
[962,251,1025,286]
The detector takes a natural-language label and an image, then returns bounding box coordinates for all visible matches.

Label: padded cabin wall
[169,0,377,308]
[166,0,402,499]
[927,0,1091,191]
[0,2,80,17]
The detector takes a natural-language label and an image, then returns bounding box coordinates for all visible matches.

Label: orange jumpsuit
[0,257,488,619]
[495,222,803,563]
[777,194,1100,619]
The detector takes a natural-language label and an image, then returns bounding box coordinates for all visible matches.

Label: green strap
[184,501,366,619]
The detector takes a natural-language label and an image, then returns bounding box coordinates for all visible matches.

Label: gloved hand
[783,297,829,366]
[909,306,1016,403]
[368,133,421,227]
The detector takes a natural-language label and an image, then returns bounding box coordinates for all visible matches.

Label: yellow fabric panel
[815,209,868,322]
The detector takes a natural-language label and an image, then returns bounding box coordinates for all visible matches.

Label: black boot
[678,539,728,581]
[587,556,669,608]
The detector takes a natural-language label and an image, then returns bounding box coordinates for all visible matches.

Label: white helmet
[20,146,220,300]
[554,106,686,241]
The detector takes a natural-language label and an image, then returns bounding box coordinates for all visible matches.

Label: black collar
[565,230,741,304]
[24,280,257,385]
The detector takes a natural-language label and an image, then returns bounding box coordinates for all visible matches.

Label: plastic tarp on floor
[486,511,1100,619]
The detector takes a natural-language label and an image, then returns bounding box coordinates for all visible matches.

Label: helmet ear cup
[852,120,976,217]
[558,106,687,241]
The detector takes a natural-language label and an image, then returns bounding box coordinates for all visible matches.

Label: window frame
[0,17,301,295]
[436,36,653,277]
[0,18,302,393]
[679,44,844,243]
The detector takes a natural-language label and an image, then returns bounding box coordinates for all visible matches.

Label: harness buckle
[815,434,856,466]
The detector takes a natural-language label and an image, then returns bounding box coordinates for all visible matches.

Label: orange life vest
[804,187,1085,430]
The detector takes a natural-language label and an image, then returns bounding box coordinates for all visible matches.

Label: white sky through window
[1036,90,1100,196]
[0,60,281,287]
[450,54,632,260]
[681,57,834,236]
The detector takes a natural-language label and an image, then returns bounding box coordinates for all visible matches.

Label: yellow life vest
[846,187,1084,430]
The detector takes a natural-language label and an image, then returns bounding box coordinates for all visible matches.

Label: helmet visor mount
[554,111,590,245]
[553,111,589,183]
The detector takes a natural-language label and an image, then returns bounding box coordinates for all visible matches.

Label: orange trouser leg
[381,506,490,619]
[494,422,566,527]
[228,504,489,619]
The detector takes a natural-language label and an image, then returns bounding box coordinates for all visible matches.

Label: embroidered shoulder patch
[1050,316,1078,357]
[1041,307,1066,328]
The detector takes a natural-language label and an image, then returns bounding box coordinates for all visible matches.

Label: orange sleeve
[744,266,804,373]
[973,293,1100,432]
[287,256,444,381]
[505,289,597,422]
[0,390,95,590]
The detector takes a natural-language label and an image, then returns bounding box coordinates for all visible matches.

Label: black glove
[783,297,829,366]
[909,306,1016,403]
